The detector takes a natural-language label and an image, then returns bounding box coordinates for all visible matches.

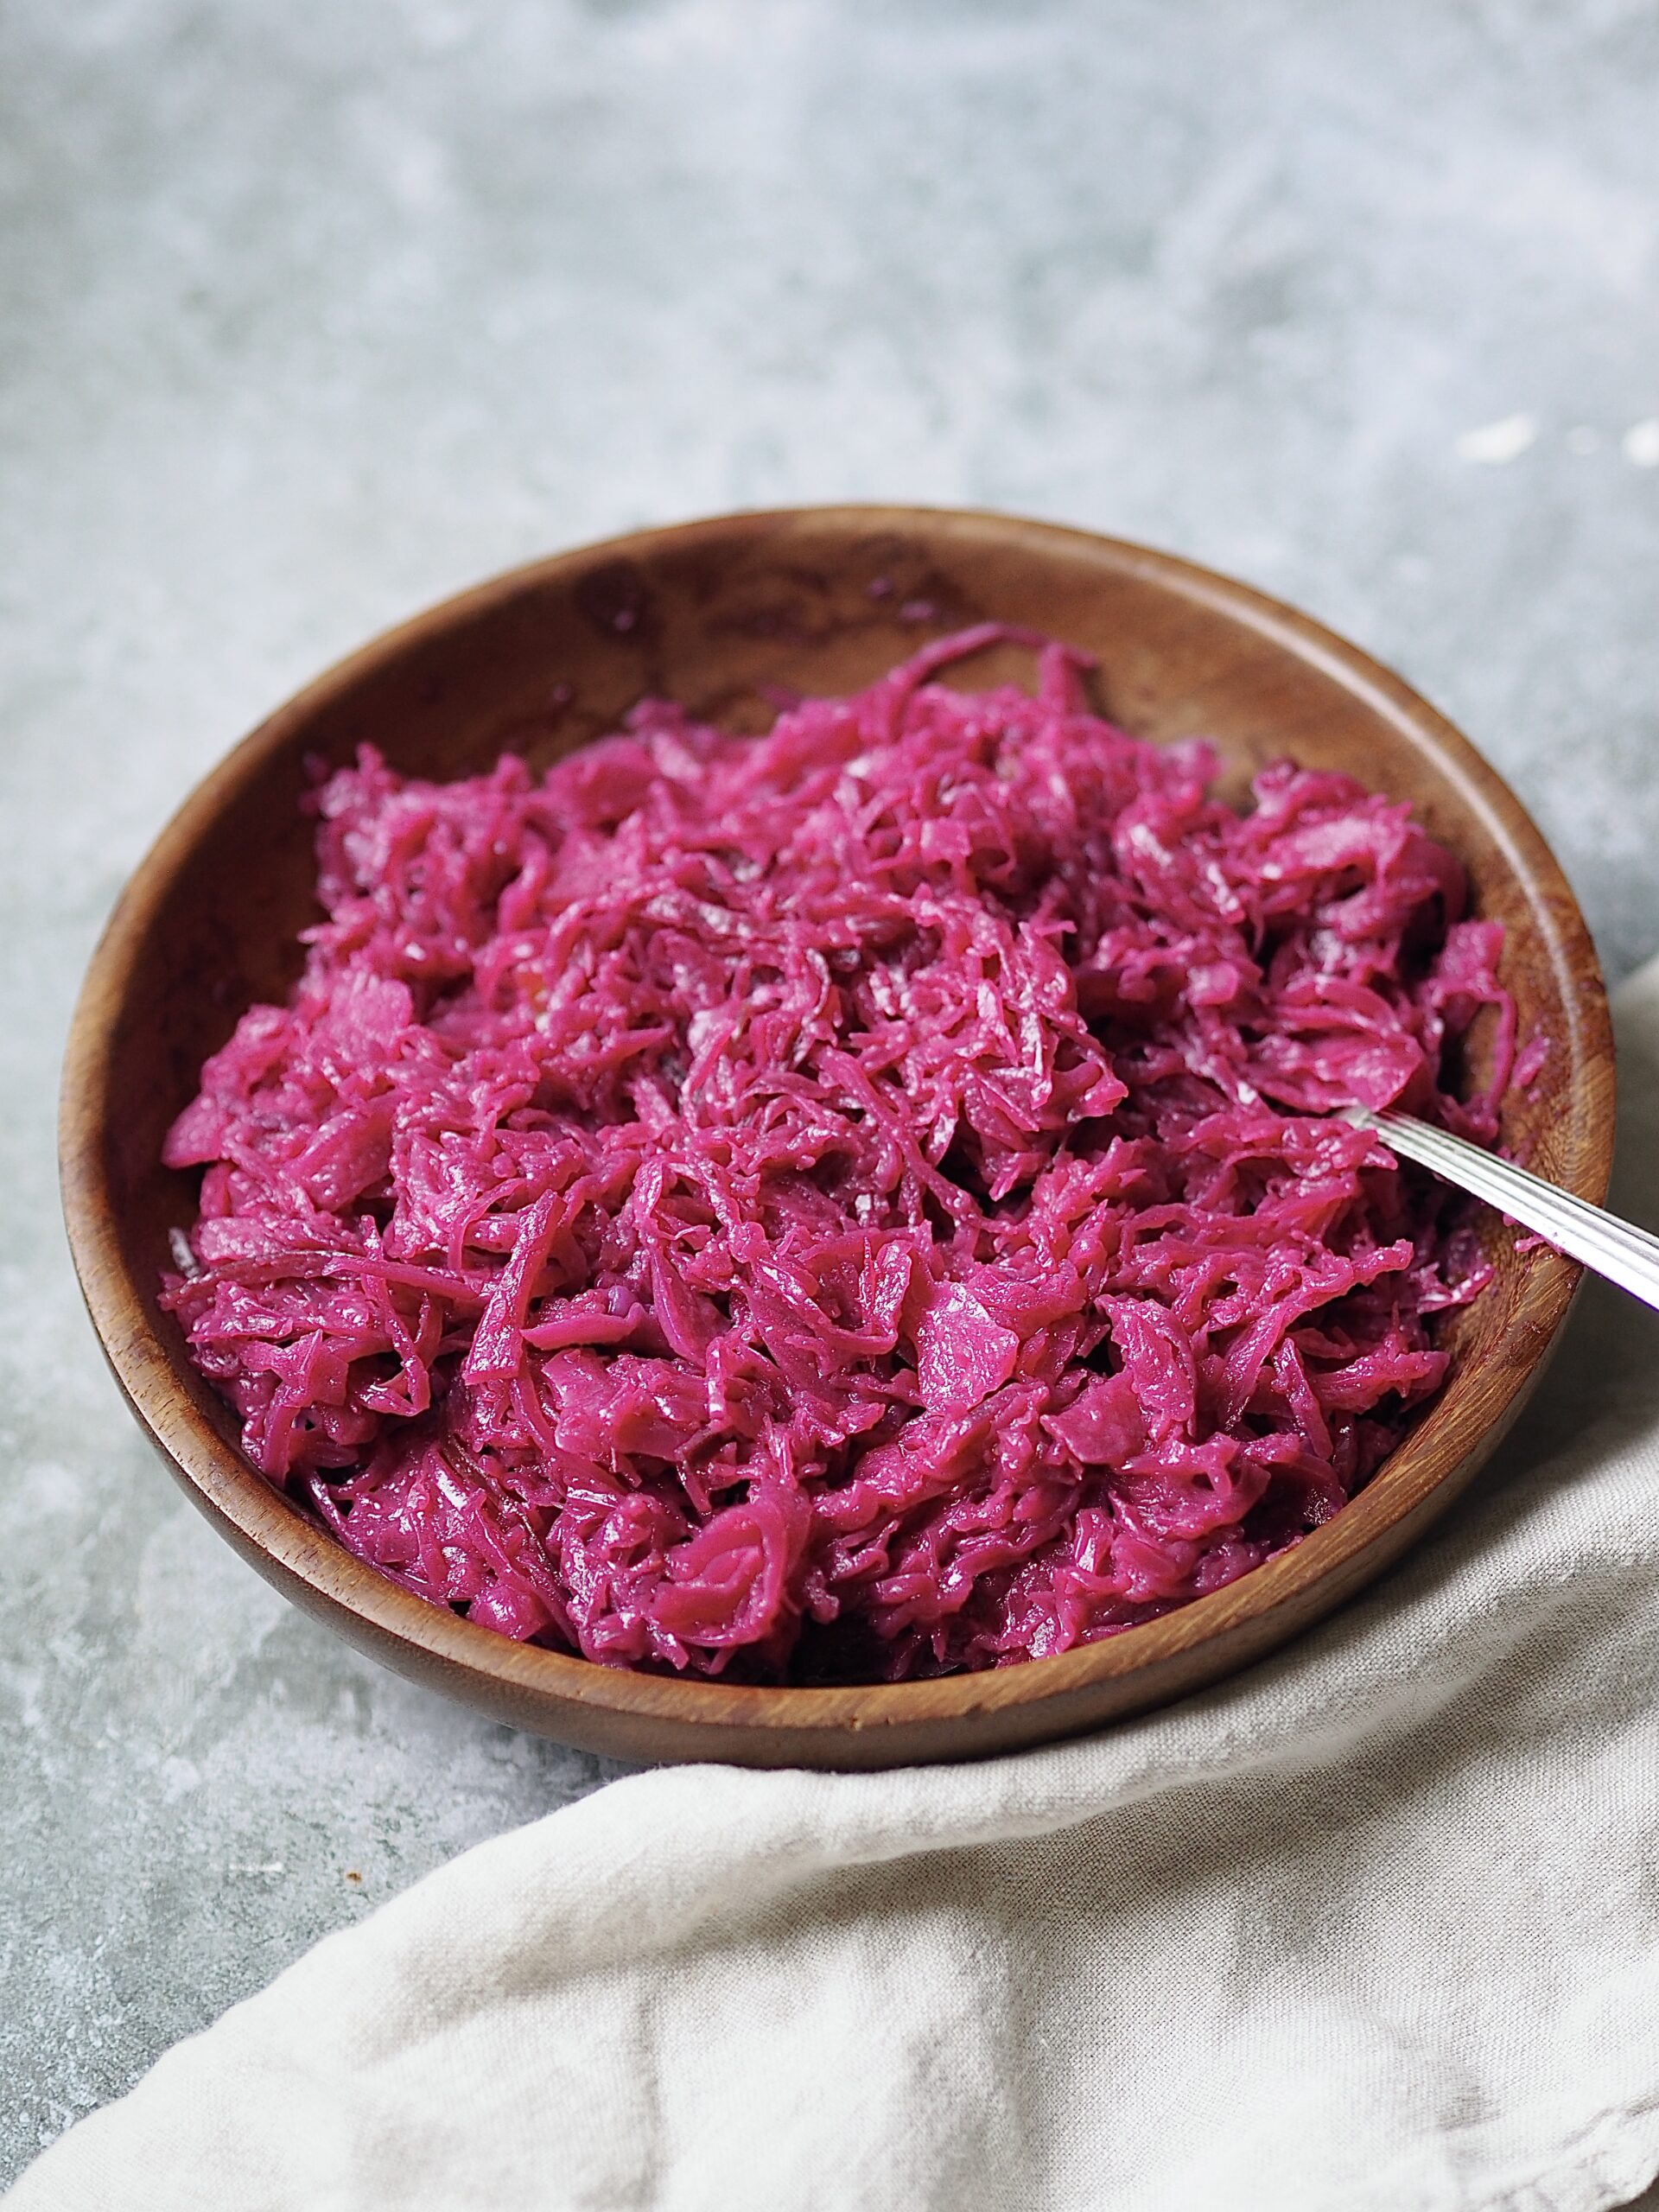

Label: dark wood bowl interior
[60,506,1614,1768]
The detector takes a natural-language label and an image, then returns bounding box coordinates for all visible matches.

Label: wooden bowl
[60,507,1614,1769]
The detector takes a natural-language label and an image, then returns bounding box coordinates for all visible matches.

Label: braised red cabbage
[162,629,1510,1681]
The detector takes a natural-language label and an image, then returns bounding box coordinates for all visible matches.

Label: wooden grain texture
[58,506,1616,1769]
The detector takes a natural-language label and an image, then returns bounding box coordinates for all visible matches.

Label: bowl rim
[59,502,1615,1748]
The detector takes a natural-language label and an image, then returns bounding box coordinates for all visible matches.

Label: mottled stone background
[3,0,1656,2182]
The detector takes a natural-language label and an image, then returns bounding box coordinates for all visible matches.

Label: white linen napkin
[13,963,1659,2212]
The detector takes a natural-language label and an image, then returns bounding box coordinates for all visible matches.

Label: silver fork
[1344,1107,1659,1313]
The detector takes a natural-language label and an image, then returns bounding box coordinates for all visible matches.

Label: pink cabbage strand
[161,629,1511,1681]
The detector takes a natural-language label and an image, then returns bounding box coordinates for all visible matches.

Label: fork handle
[1344,1107,1659,1314]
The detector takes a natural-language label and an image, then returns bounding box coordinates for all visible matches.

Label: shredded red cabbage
[162,628,1512,1681]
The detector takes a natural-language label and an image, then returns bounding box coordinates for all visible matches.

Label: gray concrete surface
[3,0,1658,2185]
